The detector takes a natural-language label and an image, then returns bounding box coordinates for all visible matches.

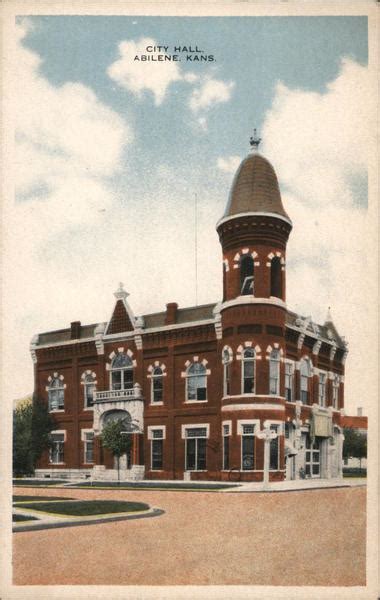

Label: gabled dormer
[105,283,135,335]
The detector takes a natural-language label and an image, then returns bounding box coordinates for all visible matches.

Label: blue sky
[6,14,374,413]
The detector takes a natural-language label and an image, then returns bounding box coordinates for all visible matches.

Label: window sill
[49,409,64,413]
[150,402,164,406]
[186,470,208,472]
[184,400,208,404]
[83,406,94,411]
[49,462,65,465]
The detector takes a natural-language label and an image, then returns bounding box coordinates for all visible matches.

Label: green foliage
[101,420,133,481]
[13,395,54,476]
[13,399,34,476]
[343,427,367,468]
[31,395,55,465]
[101,420,132,458]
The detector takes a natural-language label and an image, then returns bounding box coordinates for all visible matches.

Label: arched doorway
[101,409,135,470]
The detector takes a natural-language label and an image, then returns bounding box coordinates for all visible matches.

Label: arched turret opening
[270,256,282,298]
[240,255,254,296]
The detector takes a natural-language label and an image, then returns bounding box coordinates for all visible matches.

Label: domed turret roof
[224,152,290,221]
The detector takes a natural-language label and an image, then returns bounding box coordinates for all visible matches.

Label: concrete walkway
[222,476,367,492]
[13,505,164,533]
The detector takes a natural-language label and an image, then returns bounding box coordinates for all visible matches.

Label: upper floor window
[318,372,326,407]
[47,376,65,411]
[186,363,207,401]
[151,367,163,403]
[332,375,340,409]
[111,353,133,390]
[240,255,254,295]
[242,348,255,394]
[82,372,96,408]
[222,348,232,396]
[270,256,282,298]
[300,358,311,404]
[269,349,280,395]
[285,362,294,401]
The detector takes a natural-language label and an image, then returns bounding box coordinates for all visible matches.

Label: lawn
[17,500,150,516]
[68,481,239,491]
[13,495,74,503]
[13,514,39,522]
[13,479,67,486]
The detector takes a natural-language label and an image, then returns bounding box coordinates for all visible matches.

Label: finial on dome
[114,282,129,300]
[325,306,333,323]
[249,128,261,152]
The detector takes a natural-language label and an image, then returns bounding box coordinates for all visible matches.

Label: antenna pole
[195,193,198,306]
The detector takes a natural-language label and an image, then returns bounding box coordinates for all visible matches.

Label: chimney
[70,321,81,339]
[165,303,178,325]
[357,407,363,417]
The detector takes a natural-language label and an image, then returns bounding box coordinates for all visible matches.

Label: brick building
[31,138,348,482]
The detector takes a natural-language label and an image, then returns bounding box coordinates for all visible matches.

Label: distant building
[342,409,367,469]
[31,137,348,482]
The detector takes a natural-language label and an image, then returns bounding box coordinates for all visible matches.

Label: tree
[12,395,54,476]
[343,427,367,471]
[31,395,55,466]
[13,398,34,476]
[101,420,132,482]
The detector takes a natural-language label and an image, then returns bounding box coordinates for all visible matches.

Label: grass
[67,481,239,491]
[17,500,150,516]
[13,495,74,503]
[13,479,66,487]
[13,514,39,522]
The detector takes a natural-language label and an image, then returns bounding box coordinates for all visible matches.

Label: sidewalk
[13,505,164,533]
[221,477,366,493]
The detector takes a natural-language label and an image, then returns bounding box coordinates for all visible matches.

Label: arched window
[223,349,232,396]
[151,367,163,403]
[318,372,326,407]
[110,353,133,391]
[300,358,311,404]
[269,349,280,395]
[242,348,255,394]
[48,377,65,411]
[223,262,227,302]
[186,363,207,401]
[332,375,340,409]
[240,255,254,295]
[83,373,96,408]
[270,257,282,298]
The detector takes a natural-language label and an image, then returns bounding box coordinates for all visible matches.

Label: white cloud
[189,77,235,112]
[3,21,133,403]
[107,37,195,105]
[217,155,241,173]
[261,58,375,413]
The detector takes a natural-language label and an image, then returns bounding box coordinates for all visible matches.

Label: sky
[4,14,375,415]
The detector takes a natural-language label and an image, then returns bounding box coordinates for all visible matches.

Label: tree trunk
[117,454,120,483]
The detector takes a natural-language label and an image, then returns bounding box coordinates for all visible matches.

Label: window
[83,431,94,463]
[48,377,65,411]
[269,425,280,470]
[111,353,133,390]
[49,432,64,464]
[269,349,280,395]
[223,262,227,302]
[332,375,340,409]
[270,257,282,298]
[186,363,207,401]
[185,427,207,471]
[83,373,96,408]
[285,362,293,401]
[300,359,311,404]
[242,348,255,394]
[240,255,254,295]
[151,367,163,403]
[318,373,326,407]
[241,424,255,470]
[222,424,230,470]
[305,436,320,477]
[223,349,231,396]
[151,429,164,470]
